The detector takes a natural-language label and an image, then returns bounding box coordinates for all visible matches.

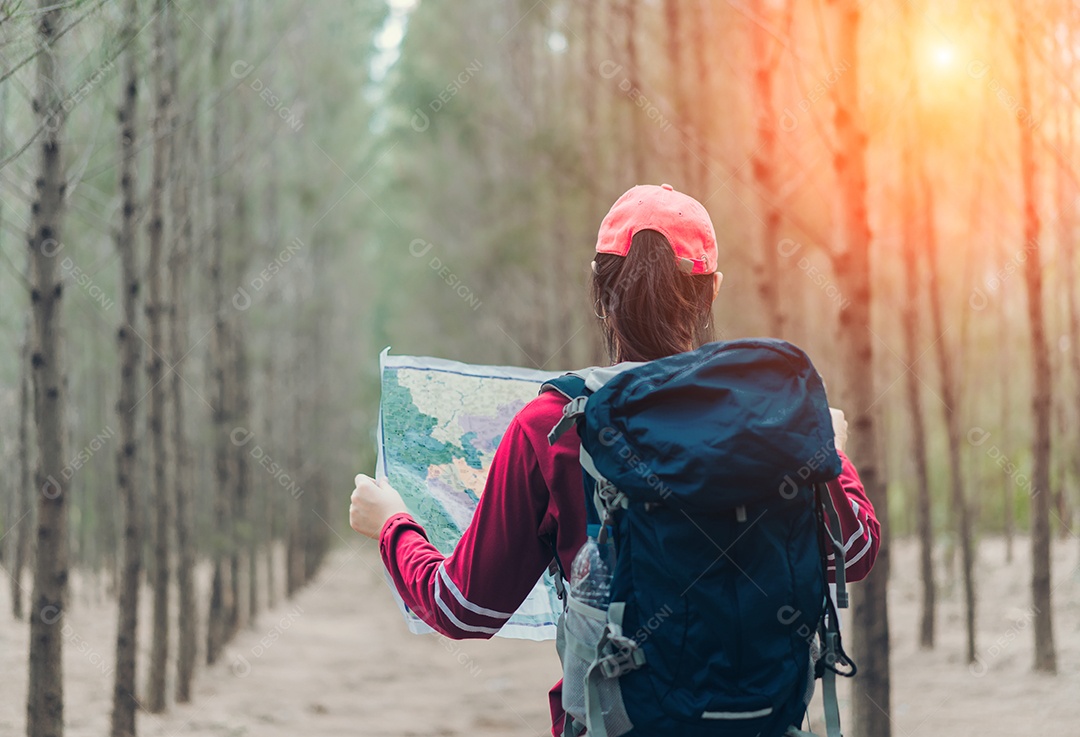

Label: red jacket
[380,390,881,734]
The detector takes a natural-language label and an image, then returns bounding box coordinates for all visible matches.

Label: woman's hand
[349,474,409,539]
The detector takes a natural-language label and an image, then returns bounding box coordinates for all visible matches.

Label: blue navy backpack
[543,338,857,737]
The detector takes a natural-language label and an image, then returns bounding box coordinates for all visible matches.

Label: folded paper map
[376,348,563,640]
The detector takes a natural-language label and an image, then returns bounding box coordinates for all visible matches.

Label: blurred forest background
[1,0,1079,736]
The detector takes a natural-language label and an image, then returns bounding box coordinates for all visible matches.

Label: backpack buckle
[548,396,588,445]
[595,479,628,513]
[598,633,645,678]
[548,560,566,602]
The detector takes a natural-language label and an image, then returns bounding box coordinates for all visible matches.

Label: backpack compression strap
[542,372,592,599]
[544,372,644,737]
[542,374,599,737]
[819,483,848,609]
[542,373,605,534]
[543,373,591,441]
[814,482,858,737]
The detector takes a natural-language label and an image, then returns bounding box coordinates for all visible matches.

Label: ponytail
[591,229,715,363]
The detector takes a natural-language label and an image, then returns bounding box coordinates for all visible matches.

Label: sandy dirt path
[2,536,1080,736]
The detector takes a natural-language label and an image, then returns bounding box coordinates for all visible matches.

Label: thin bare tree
[750,1,787,337]
[110,0,144,732]
[25,2,71,734]
[0,77,33,622]
[12,314,34,621]
[144,0,175,713]
[690,0,713,195]
[921,164,977,663]
[1013,0,1056,674]
[206,3,235,665]
[663,0,690,180]
[1054,6,1080,554]
[171,66,199,709]
[824,0,891,733]
[898,94,935,648]
[621,0,642,182]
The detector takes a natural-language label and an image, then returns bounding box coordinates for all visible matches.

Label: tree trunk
[1055,70,1080,550]
[921,168,977,663]
[206,4,234,665]
[1069,0,1080,568]
[622,0,642,182]
[826,1,891,734]
[1053,398,1070,537]
[26,3,70,735]
[12,313,34,620]
[663,0,689,180]
[1014,4,1056,674]
[171,47,198,703]
[998,274,1014,562]
[262,351,277,611]
[110,0,143,732]
[899,136,934,650]
[751,2,786,337]
[235,319,256,629]
[225,0,256,641]
[286,496,303,597]
[1,80,31,622]
[306,246,332,579]
[1068,196,1080,556]
[206,306,233,658]
[261,165,280,613]
[227,194,251,638]
[690,0,714,195]
[286,364,305,597]
[144,0,174,712]
[171,220,197,698]
[582,0,598,217]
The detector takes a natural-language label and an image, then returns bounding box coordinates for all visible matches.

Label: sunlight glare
[931,43,955,69]
[547,31,568,54]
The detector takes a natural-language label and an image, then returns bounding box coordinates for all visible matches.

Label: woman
[350,183,881,736]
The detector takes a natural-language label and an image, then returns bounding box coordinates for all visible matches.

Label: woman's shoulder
[513,390,572,436]
[502,390,582,457]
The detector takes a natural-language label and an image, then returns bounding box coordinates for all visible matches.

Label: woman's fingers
[349,473,408,538]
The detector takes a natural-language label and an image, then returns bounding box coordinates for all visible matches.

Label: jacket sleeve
[379,415,554,639]
[824,450,880,583]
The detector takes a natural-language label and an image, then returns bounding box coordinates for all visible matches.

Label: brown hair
[591,229,716,363]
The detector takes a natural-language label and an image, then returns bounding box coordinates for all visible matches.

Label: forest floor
[2,535,1080,737]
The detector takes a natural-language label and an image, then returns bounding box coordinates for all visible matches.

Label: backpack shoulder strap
[541,372,589,401]
[542,372,593,599]
[542,361,645,400]
[542,363,641,445]
[542,372,592,445]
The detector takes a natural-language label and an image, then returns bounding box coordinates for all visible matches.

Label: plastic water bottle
[570,537,614,610]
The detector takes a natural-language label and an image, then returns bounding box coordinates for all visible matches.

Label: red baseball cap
[595,183,718,275]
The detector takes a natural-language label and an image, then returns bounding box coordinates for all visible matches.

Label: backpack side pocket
[560,595,634,737]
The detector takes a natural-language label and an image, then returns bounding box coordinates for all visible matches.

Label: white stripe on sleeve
[436,563,514,620]
[843,536,873,570]
[434,575,503,634]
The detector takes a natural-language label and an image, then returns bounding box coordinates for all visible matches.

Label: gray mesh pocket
[804,640,818,707]
[560,596,634,737]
